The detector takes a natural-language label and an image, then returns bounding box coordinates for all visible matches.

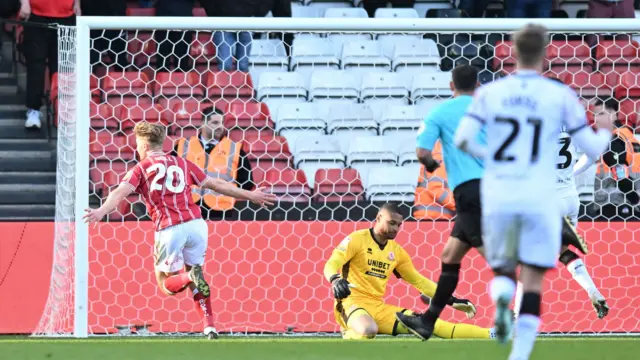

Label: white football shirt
[556,130,578,194]
[464,70,590,212]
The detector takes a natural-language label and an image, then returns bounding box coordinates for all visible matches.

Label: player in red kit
[83,122,277,339]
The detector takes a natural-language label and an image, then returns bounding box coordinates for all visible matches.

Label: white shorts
[483,211,562,270]
[557,193,580,226]
[153,218,208,273]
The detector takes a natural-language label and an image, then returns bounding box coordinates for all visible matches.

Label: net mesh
[34,25,78,336]
[40,23,640,336]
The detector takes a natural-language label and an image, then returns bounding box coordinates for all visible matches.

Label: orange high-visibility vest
[413,142,456,220]
[176,136,241,211]
[598,127,640,180]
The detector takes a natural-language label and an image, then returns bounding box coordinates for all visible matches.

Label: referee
[396,65,486,340]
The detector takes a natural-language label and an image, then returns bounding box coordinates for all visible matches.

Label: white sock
[567,259,602,300]
[508,314,540,360]
[514,281,524,317]
[192,288,199,296]
[490,275,517,304]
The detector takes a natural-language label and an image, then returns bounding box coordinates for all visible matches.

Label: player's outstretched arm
[573,153,595,177]
[201,178,277,208]
[83,183,133,223]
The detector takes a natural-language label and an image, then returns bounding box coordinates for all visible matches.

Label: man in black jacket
[81,0,128,72]
[154,0,195,72]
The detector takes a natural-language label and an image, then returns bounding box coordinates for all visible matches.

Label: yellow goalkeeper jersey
[323,228,437,301]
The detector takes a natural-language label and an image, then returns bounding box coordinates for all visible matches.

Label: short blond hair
[514,23,549,68]
[134,122,166,149]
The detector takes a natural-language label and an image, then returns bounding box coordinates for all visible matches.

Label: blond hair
[134,122,166,149]
[514,23,549,68]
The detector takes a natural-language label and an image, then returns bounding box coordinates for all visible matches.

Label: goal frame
[71,16,640,338]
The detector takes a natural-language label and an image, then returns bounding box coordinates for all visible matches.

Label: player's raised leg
[183,218,218,339]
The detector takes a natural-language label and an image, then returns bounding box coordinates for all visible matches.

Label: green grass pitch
[1,337,639,360]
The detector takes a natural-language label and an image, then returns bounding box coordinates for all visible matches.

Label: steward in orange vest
[413,142,456,220]
[173,106,253,215]
[598,125,640,205]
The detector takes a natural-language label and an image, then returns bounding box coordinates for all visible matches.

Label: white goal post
[40,16,640,338]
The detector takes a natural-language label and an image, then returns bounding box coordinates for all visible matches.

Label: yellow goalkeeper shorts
[334,296,412,336]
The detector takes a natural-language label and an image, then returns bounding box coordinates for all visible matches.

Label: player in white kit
[513,80,610,320]
[454,24,614,360]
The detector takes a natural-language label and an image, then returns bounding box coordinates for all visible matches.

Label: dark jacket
[155,0,195,17]
[81,0,126,16]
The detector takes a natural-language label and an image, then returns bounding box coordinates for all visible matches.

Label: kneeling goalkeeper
[324,203,496,340]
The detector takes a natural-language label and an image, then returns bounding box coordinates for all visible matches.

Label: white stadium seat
[363,99,410,123]
[379,105,422,136]
[328,34,373,56]
[347,136,398,164]
[411,72,453,100]
[374,8,419,18]
[249,39,289,88]
[326,103,378,136]
[291,2,322,18]
[324,7,369,18]
[309,70,360,102]
[397,141,420,166]
[293,135,345,166]
[413,2,451,18]
[377,34,423,60]
[307,1,353,16]
[391,38,441,73]
[415,98,446,112]
[291,38,340,86]
[275,103,328,138]
[365,166,416,202]
[340,40,391,73]
[257,72,307,101]
[360,72,409,102]
[262,98,307,119]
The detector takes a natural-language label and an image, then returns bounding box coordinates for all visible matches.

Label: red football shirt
[30,0,74,18]
[122,152,210,231]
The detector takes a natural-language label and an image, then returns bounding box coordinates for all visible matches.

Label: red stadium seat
[313,168,364,203]
[261,168,311,203]
[169,99,213,128]
[89,130,135,161]
[228,128,271,142]
[192,7,207,17]
[243,134,291,162]
[547,40,592,72]
[190,32,216,73]
[224,101,273,129]
[102,71,152,98]
[615,71,640,99]
[127,32,156,68]
[90,103,120,130]
[250,160,291,185]
[119,104,169,131]
[595,40,640,73]
[559,71,608,97]
[51,73,100,102]
[618,100,640,128]
[205,71,254,99]
[493,41,517,73]
[153,71,203,98]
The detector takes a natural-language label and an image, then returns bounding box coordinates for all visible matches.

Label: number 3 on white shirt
[146,163,186,193]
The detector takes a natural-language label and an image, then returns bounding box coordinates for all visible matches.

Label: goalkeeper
[324,203,496,340]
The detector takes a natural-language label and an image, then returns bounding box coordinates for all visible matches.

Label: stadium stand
[2,0,640,221]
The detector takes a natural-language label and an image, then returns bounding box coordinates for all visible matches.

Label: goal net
[37,17,640,337]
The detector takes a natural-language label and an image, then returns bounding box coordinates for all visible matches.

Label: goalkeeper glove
[330,274,351,300]
[449,297,477,319]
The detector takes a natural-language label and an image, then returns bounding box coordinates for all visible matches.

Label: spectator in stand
[265,0,293,57]
[201,0,262,72]
[173,106,254,219]
[506,0,553,17]
[362,0,416,18]
[587,0,635,18]
[82,0,129,72]
[19,0,78,129]
[456,0,489,17]
[154,0,195,72]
